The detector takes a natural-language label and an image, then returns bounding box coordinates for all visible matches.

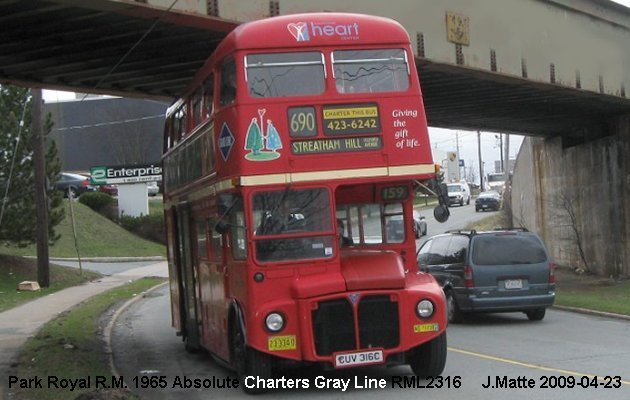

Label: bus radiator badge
[348,293,360,305]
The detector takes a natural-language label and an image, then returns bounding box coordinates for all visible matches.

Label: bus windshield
[333,49,409,94]
[246,52,326,98]
[253,188,334,262]
[337,202,404,244]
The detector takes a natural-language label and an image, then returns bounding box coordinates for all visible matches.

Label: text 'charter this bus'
[162,12,448,392]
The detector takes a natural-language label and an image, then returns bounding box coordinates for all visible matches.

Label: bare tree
[550,189,591,274]
[466,161,477,185]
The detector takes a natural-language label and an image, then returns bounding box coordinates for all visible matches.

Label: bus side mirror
[433,183,450,223]
[434,205,449,223]
[437,183,449,205]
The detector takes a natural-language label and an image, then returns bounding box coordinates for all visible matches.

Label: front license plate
[414,323,439,333]
[334,349,384,368]
[482,204,488,208]
[268,335,296,351]
[504,279,523,289]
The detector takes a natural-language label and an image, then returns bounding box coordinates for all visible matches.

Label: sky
[43,0,629,183]
[429,128,522,184]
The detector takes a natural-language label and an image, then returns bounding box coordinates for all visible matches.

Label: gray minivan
[417,229,555,322]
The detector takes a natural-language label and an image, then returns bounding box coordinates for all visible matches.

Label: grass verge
[554,268,630,316]
[148,198,163,216]
[0,201,165,258]
[464,209,511,230]
[0,255,101,313]
[466,211,630,316]
[12,277,165,400]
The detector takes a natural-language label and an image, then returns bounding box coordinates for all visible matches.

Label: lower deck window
[252,188,333,262]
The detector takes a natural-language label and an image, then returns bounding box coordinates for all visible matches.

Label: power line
[431,131,474,146]
[52,114,164,131]
[0,92,29,228]
[81,0,180,100]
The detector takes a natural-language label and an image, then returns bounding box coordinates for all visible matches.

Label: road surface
[111,206,630,399]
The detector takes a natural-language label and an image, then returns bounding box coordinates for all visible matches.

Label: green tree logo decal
[244,109,282,161]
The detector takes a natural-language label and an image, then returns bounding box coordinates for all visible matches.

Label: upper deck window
[219,59,237,106]
[333,49,409,94]
[246,52,325,98]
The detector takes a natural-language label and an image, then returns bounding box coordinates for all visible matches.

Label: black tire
[466,197,470,205]
[231,321,272,394]
[475,208,480,212]
[526,308,546,321]
[184,336,199,353]
[460,199,464,206]
[445,291,464,324]
[422,225,427,236]
[408,332,447,377]
[183,318,201,353]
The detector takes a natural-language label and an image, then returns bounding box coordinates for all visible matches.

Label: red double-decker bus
[162,12,447,391]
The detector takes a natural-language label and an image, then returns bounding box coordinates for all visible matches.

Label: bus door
[174,203,201,351]
[205,216,226,356]
[213,193,246,360]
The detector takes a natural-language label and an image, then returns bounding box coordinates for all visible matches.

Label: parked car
[417,228,555,323]
[385,210,428,241]
[446,182,471,206]
[385,215,405,242]
[475,190,501,212]
[147,181,159,196]
[97,184,118,196]
[412,210,428,237]
[55,172,95,198]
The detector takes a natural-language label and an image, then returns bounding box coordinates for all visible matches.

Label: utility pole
[455,131,461,180]
[504,133,510,180]
[477,131,484,191]
[32,88,50,287]
[495,134,504,172]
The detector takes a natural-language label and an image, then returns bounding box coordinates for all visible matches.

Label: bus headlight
[416,300,434,319]
[265,312,285,332]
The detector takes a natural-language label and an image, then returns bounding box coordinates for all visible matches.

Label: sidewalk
[0,261,168,398]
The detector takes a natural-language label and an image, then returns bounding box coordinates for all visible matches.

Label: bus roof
[216,13,411,54]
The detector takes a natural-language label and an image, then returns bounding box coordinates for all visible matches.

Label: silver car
[412,210,428,238]
[147,181,159,196]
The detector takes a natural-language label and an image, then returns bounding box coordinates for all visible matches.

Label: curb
[552,305,630,321]
[103,281,169,380]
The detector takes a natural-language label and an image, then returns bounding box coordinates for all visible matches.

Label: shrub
[79,192,115,212]
[118,213,165,244]
[78,192,118,220]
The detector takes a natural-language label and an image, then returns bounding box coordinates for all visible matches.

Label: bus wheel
[184,334,199,353]
[183,319,201,353]
[231,322,272,393]
[408,332,447,377]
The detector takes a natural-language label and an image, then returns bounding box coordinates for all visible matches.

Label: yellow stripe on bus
[163,163,435,207]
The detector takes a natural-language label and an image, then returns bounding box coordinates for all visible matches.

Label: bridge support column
[511,115,630,278]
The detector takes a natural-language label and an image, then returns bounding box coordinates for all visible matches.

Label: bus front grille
[312,298,355,356]
[358,295,399,349]
[311,295,399,357]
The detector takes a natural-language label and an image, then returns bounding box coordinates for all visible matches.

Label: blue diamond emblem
[219,122,235,161]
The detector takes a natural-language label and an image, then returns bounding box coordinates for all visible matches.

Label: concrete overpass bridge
[1,0,629,275]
